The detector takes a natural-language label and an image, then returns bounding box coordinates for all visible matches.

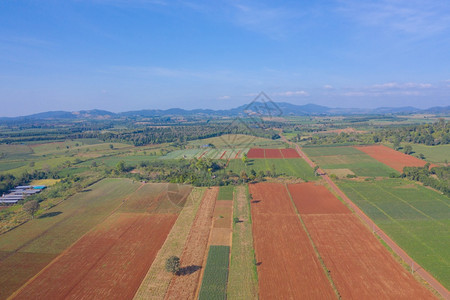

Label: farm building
[0,185,46,206]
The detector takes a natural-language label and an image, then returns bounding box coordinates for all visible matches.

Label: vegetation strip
[198,246,230,300]
[227,186,258,299]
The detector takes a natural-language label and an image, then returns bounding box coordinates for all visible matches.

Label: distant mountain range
[1,102,449,120]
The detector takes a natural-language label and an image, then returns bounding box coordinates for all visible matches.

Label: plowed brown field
[264,149,282,158]
[280,148,300,158]
[354,145,436,172]
[12,213,177,300]
[287,182,349,215]
[247,148,265,158]
[302,214,434,299]
[288,182,434,299]
[249,183,336,299]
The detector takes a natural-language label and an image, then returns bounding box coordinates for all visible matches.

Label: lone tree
[23,200,40,218]
[165,256,180,274]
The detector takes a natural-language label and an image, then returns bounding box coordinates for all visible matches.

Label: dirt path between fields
[281,133,449,299]
[164,187,218,300]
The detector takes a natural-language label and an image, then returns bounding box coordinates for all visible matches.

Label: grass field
[198,245,230,300]
[188,134,285,148]
[337,178,450,289]
[386,143,450,164]
[302,146,398,177]
[227,186,258,299]
[218,186,234,200]
[227,158,316,181]
[161,148,250,160]
[0,178,141,299]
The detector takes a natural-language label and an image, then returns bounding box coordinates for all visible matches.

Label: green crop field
[188,134,285,148]
[198,245,230,300]
[385,143,450,164]
[337,178,450,289]
[161,148,250,160]
[0,178,141,299]
[302,146,363,156]
[218,186,234,200]
[302,146,398,177]
[227,158,316,181]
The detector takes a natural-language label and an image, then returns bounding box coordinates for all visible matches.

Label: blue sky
[1,0,449,116]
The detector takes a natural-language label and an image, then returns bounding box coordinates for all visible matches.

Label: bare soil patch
[287,182,350,215]
[302,214,434,299]
[280,148,300,158]
[247,148,264,159]
[249,183,336,299]
[209,228,232,246]
[264,149,283,158]
[355,145,437,172]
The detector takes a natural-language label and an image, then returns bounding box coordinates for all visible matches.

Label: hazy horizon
[1,1,449,117]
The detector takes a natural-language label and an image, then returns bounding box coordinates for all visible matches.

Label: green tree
[242,153,248,166]
[165,256,180,274]
[404,145,413,155]
[116,161,126,173]
[23,200,40,219]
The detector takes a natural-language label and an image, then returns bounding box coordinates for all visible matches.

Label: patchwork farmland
[287,182,434,299]
[337,178,450,289]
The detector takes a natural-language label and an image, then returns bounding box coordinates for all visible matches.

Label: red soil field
[287,182,434,299]
[280,148,300,158]
[287,182,350,215]
[219,151,227,159]
[249,183,336,299]
[246,148,264,159]
[264,148,283,158]
[301,214,434,299]
[354,145,436,172]
[13,213,177,300]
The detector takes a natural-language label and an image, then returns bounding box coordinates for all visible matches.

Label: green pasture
[227,158,316,181]
[198,245,230,300]
[302,146,364,156]
[385,143,450,164]
[188,134,284,148]
[218,186,234,200]
[337,178,450,288]
[303,146,398,177]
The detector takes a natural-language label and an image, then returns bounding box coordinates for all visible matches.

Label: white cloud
[275,90,308,96]
[323,85,333,89]
[372,82,432,89]
[218,95,230,100]
[339,0,450,37]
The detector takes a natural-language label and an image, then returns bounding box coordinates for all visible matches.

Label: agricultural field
[302,145,398,177]
[133,188,205,299]
[355,145,437,172]
[227,186,258,300]
[386,143,450,164]
[249,182,336,299]
[187,134,285,148]
[337,178,450,289]
[0,178,141,299]
[247,148,300,159]
[227,157,316,181]
[161,147,249,160]
[198,246,230,300]
[165,188,218,300]
[287,182,433,299]
[218,186,234,200]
